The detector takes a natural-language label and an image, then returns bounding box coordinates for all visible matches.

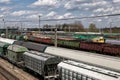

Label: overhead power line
[5,20,32,22]
[0,13,120,22]
[41,13,120,21]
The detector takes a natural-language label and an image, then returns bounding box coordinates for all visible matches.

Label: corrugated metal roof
[13,41,48,52]
[13,41,24,46]
[24,51,48,61]
[45,46,120,72]
[58,61,120,80]
[24,51,57,62]
[29,51,55,58]
[0,37,16,44]
[22,42,47,52]
[7,44,28,52]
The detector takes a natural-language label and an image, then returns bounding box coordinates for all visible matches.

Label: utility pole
[3,19,8,38]
[110,22,112,33]
[54,26,57,47]
[38,15,41,34]
[69,26,70,32]
[20,22,22,35]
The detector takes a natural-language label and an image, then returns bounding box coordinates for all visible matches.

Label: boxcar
[23,51,61,79]
[58,60,120,80]
[0,42,9,58]
[7,45,28,64]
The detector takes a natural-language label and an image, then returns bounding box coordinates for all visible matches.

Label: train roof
[22,42,47,52]
[105,39,120,45]
[13,41,47,52]
[8,44,28,53]
[58,60,120,80]
[0,41,10,47]
[24,51,61,64]
[13,41,24,45]
[45,46,120,72]
[0,37,16,44]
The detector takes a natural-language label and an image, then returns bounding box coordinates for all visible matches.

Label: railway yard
[0,32,120,80]
[2,0,120,80]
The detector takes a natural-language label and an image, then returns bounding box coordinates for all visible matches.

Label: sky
[0,0,120,28]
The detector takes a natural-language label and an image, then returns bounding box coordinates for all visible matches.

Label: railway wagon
[103,44,120,56]
[58,60,120,80]
[0,42,10,58]
[105,39,120,45]
[8,34,12,39]
[11,34,16,39]
[28,36,52,44]
[15,35,24,40]
[80,42,104,52]
[7,45,28,64]
[13,41,48,52]
[62,40,80,49]
[0,37,16,44]
[52,38,80,49]
[104,39,120,56]
[23,51,61,79]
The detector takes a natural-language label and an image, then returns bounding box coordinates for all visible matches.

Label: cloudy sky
[0,0,120,28]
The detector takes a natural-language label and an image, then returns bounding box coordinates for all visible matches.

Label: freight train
[1,33,120,56]
[26,35,120,56]
[0,41,61,79]
[0,37,120,80]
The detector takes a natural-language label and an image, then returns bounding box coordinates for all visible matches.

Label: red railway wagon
[107,36,120,40]
[80,42,104,52]
[28,36,52,44]
[103,44,120,56]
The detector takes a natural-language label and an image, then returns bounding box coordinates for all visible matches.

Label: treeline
[11,21,119,33]
[43,22,120,33]
[43,21,85,32]
[43,21,99,32]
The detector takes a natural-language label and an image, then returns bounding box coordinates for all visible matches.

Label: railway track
[0,65,19,80]
[0,58,38,80]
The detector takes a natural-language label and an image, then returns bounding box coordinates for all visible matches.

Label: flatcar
[58,60,120,80]
[23,51,61,79]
